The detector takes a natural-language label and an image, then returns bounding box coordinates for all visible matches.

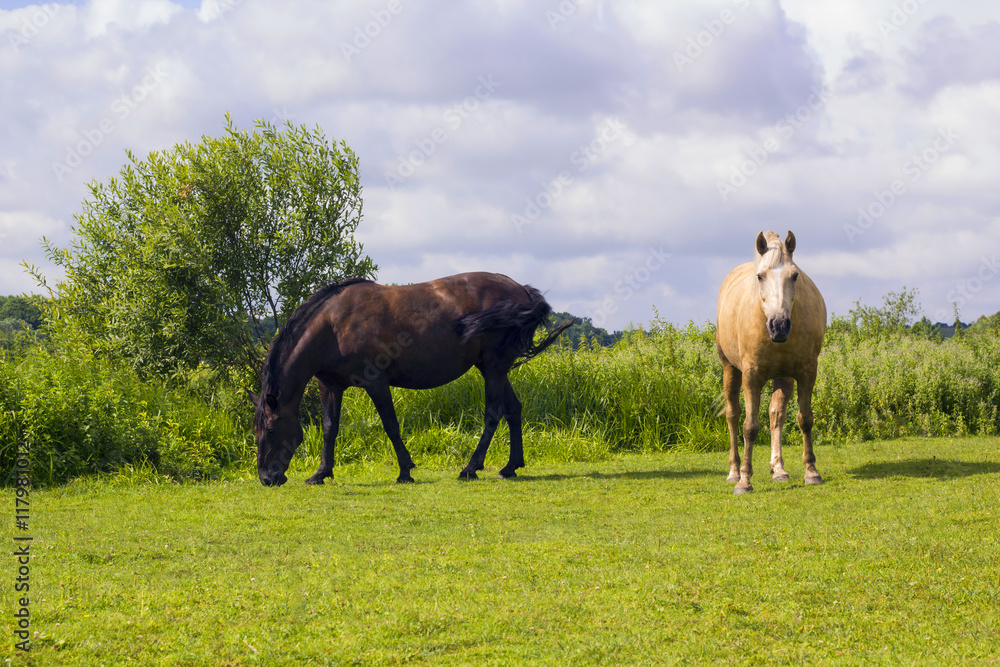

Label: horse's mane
[256,277,373,422]
[756,231,789,270]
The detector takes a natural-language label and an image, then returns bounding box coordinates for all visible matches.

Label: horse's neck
[267,341,316,408]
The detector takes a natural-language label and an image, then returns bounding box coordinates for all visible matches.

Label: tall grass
[4,317,1000,485]
[289,324,727,475]
[0,345,252,485]
[300,322,1000,472]
[815,333,1000,439]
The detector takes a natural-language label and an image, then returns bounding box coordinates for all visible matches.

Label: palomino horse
[249,272,573,486]
[716,231,826,494]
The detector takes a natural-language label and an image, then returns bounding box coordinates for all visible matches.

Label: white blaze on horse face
[756,264,798,342]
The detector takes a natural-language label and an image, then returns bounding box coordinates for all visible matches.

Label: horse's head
[248,390,303,486]
[754,230,799,343]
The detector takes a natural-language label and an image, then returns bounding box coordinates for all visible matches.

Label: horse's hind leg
[797,369,823,485]
[306,381,343,485]
[498,377,523,479]
[364,382,416,483]
[460,365,505,480]
[768,378,793,483]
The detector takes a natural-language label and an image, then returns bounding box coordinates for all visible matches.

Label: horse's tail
[455,286,576,367]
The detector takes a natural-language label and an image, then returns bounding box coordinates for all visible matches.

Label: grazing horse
[716,231,826,494]
[248,272,573,486]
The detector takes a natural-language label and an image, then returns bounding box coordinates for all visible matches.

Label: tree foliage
[827,287,925,344]
[551,312,620,349]
[28,115,376,381]
[0,295,43,329]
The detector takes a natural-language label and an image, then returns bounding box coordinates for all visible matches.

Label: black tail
[455,286,577,367]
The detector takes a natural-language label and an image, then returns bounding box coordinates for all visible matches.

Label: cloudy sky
[2,0,999,331]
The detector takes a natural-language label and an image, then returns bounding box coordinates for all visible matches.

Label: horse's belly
[387,362,473,390]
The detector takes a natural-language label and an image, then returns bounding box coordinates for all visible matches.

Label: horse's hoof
[458,470,478,480]
[498,470,517,479]
[733,484,753,495]
[396,475,415,484]
[726,473,740,484]
[804,474,823,485]
[771,471,790,483]
[305,472,330,485]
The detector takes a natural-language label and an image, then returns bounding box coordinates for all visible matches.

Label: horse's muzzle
[767,316,791,343]
[259,471,288,487]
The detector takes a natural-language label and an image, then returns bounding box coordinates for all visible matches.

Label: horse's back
[327,272,525,320]
[315,272,534,389]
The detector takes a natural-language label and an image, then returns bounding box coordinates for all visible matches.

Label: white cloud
[82,0,181,37]
[3,0,1000,330]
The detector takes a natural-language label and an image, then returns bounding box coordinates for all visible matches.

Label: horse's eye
[791,273,799,282]
[756,274,764,282]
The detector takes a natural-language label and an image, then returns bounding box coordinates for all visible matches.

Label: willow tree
[30,115,376,381]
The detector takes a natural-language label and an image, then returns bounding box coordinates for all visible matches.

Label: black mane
[255,278,373,423]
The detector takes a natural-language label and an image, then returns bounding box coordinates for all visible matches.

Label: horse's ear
[785,230,796,254]
[247,390,260,408]
[755,232,768,256]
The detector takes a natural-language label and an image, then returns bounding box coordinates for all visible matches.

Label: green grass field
[5,436,999,665]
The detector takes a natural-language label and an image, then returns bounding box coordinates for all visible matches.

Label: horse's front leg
[306,381,343,485]
[364,382,416,483]
[768,378,793,482]
[736,377,765,494]
[460,366,505,480]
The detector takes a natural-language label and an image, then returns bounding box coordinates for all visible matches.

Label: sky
[2,0,1000,331]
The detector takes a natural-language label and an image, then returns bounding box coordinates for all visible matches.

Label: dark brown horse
[249,272,573,486]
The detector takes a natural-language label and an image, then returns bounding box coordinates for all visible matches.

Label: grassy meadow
[3,309,1000,663]
[3,436,999,665]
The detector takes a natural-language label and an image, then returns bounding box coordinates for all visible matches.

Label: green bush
[815,334,1000,440]
[28,116,375,381]
[0,345,252,485]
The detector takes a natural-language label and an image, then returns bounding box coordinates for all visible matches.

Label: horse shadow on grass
[342,468,718,487]
[848,458,1000,480]
[516,468,719,483]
